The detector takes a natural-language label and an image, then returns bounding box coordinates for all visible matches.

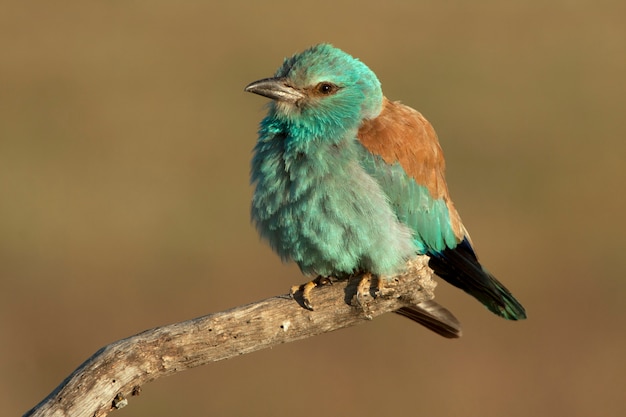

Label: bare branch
[24,256,436,417]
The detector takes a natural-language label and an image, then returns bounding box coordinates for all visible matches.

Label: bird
[244,44,526,338]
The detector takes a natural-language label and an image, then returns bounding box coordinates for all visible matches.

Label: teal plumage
[358,149,459,254]
[246,44,526,336]
[251,114,417,278]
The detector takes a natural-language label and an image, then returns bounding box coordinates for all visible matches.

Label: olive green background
[3,1,625,416]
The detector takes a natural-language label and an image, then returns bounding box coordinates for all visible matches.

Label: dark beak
[244,77,305,104]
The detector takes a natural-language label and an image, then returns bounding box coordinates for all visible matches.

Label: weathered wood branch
[24,256,437,417]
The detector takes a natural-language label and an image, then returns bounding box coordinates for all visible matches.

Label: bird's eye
[316,82,338,95]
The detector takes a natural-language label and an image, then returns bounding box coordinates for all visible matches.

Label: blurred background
[2,1,625,416]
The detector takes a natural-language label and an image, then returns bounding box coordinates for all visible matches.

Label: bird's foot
[290,276,333,310]
[352,273,382,320]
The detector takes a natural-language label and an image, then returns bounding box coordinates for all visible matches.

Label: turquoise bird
[245,44,526,337]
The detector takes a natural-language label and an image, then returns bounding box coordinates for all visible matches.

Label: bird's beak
[244,77,305,104]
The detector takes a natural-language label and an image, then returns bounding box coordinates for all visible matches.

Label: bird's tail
[394,300,462,338]
[428,238,527,320]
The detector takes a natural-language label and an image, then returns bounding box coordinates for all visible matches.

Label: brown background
[3,2,625,416]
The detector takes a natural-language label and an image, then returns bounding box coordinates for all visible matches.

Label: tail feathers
[394,300,462,338]
[428,238,527,320]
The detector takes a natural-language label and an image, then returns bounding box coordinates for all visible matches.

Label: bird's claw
[301,280,317,310]
[353,273,385,320]
[290,276,333,310]
[355,274,372,306]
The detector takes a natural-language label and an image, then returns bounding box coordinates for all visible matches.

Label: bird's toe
[353,273,375,319]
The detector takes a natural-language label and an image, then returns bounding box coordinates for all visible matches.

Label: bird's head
[245,44,383,136]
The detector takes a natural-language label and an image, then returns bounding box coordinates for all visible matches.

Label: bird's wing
[357,97,467,253]
[358,98,526,320]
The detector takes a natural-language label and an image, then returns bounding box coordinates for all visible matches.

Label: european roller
[245,44,526,338]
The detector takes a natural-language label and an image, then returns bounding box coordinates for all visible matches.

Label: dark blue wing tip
[428,237,527,321]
